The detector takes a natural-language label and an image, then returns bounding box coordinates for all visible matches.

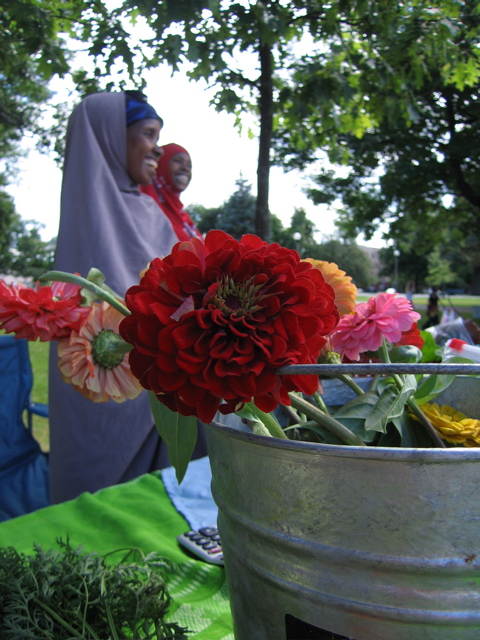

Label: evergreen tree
[188,203,222,235]
[281,208,319,257]
[191,178,257,238]
[218,177,257,240]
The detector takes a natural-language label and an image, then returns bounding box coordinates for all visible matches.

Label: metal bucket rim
[206,420,480,461]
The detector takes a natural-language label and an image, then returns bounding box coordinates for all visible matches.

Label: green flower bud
[92,330,131,369]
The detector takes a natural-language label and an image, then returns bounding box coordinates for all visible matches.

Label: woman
[141,143,203,241]
[49,92,204,503]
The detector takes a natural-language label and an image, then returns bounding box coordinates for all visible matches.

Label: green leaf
[148,392,197,484]
[363,375,417,433]
[414,367,461,405]
[290,393,366,445]
[293,420,347,445]
[365,384,401,432]
[389,345,422,363]
[332,391,380,443]
[235,404,272,435]
[379,412,432,448]
[251,421,274,437]
[419,377,455,403]
[376,421,402,447]
[416,373,457,404]
[240,401,287,439]
[420,331,440,363]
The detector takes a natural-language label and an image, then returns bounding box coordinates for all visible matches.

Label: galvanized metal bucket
[205,375,480,640]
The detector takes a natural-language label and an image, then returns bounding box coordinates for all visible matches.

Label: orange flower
[57,302,142,403]
[303,259,358,316]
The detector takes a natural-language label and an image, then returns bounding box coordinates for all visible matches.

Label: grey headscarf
[54,91,177,294]
[48,91,180,503]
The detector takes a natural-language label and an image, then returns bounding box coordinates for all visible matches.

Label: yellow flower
[415,403,480,447]
[303,258,358,316]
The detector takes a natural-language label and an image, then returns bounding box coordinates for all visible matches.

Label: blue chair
[27,393,49,432]
[0,335,50,521]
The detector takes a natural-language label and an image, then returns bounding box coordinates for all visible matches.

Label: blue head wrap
[125,90,163,127]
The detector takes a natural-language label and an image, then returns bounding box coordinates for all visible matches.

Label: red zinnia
[0,279,90,341]
[394,322,424,350]
[120,230,340,423]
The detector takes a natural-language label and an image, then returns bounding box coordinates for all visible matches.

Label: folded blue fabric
[161,456,218,531]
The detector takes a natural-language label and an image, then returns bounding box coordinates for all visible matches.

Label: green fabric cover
[0,471,233,639]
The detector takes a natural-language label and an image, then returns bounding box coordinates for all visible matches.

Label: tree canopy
[1,0,106,163]
[272,0,480,290]
[131,0,480,239]
[0,187,54,279]
[196,177,256,239]
[191,180,375,290]
[191,176,284,241]
[2,0,480,290]
[10,1,476,240]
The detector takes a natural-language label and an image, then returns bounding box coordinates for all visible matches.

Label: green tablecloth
[0,471,234,639]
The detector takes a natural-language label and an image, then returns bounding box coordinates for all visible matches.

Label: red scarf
[140,143,203,242]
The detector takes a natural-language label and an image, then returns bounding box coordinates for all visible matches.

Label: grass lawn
[20,292,480,454]
[27,340,50,452]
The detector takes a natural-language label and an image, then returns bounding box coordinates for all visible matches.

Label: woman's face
[126,118,163,185]
[169,152,192,191]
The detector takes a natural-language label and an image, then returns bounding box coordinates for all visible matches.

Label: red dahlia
[120,231,339,422]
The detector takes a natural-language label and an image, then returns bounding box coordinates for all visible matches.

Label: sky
[5,62,386,248]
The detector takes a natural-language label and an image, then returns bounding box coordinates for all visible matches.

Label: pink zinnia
[0,279,90,341]
[330,292,421,361]
[57,301,143,403]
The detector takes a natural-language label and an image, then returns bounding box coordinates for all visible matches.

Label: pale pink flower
[57,302,142,403]
[330,293,421,361]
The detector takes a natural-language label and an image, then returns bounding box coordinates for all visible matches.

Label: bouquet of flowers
[2,231,479,482]
[0,271,142,403]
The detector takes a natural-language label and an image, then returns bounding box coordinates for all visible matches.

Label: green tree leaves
[0,189,54,279]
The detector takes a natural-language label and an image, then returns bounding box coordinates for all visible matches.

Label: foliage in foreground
[0,539,189,640]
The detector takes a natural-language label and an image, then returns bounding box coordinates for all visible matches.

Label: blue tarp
[0,335,49,521]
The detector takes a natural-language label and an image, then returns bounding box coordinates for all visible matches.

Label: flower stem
[337,373,366,396]
[379,337,446,448]
[313,391,329,413]
[40,270,130,316]
[245,402,288,439]
[407,397,447,448]
[379,340,411,393]
[289,393,366,446]
[282,403,304,423]
[378,339,392,366]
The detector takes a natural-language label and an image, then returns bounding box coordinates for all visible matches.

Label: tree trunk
[255,42,273,241]
[470,265,480,296]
